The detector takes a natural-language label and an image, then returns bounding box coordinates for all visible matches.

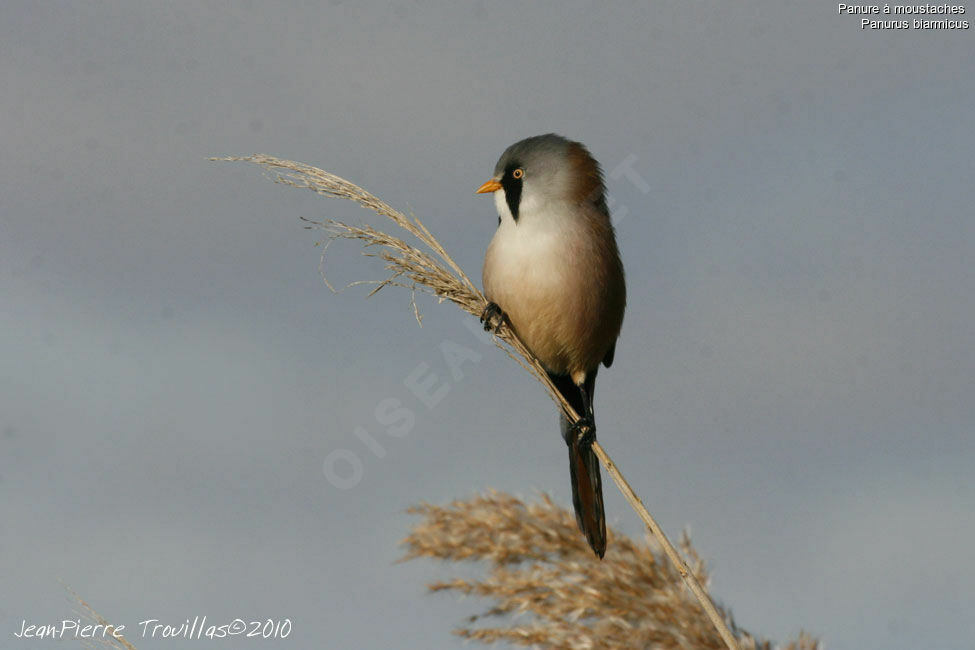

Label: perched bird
[476,134,626,558]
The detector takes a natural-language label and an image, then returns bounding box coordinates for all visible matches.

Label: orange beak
[475,179,502,194]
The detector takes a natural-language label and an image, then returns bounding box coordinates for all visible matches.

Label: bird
[476,134,626,558]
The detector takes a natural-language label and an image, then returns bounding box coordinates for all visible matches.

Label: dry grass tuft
[403,492,820,650]
[210,154,566,409]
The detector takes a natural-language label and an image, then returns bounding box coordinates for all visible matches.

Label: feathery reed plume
[212,154,741,650]
[403,492,819,650]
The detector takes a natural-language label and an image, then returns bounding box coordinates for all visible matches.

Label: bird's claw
[480,301,505,333]
[568,416,596,448]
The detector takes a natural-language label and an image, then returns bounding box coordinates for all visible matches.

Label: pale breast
[482,204,625,377]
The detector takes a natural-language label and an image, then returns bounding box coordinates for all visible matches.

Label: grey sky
[2,2,973,649]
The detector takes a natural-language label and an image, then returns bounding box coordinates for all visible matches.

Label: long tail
[561,414,607,558]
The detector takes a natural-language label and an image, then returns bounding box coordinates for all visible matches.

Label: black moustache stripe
[501,164,523,222]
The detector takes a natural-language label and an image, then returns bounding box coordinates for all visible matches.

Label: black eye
[512,168,524,179]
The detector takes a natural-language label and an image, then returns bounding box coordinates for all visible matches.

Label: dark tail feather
[562,414,606,558]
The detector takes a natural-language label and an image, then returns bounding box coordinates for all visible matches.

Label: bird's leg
[480,301,505,333]
[567,376,597,448]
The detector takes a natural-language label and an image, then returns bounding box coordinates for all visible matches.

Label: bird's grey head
[477,133,607,223]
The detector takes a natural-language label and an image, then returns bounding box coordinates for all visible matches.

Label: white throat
[493,186,552,226]
[486,189,582,280]
[493,189,514,224]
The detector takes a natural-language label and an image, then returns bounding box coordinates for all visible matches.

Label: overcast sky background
[2,3,973,649]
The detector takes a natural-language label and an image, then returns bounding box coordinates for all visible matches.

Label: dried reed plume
[211,154,790,650]
[403,492,819,650]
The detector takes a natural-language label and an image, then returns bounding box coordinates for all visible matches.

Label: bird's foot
[480,301,505,333]
[567,416,596,449]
